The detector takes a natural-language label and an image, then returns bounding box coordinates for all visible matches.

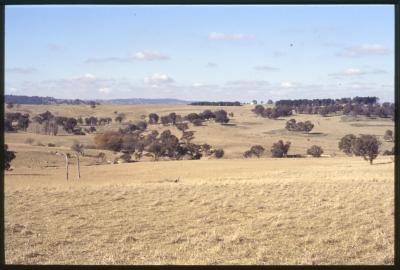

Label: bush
[214,110,230,124]
[214,149,224,158]
[271,140,291,157]
[71,140,85,156]
[307,145,324,157]
[94,131,123,152]
[4,144,16,170]
[115,113,126,123]
[148,113,159,124]
[383,147,394,156]
[48,143,56,147]
[244,145,265,158]
[338,134,357,155]
[192,119,203,126]
[384,130,393,142]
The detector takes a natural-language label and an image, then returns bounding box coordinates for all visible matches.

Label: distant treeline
[253,96,394,119]
[189,101,242,106]
[5,95,99,105]
[275,96,379,107]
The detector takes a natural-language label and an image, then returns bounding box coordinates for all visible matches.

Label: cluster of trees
[83,116,112,126]
[94,126,224,162]
[31,111,80,135]
[243,142,325,158]
[189,101,241,106]
[243,145,265,158]
[338,134,381,164]
[252,105,293,119]
[285,119,314,132]
[269,97,393,119]
[4,112,30,132]
[5,94,99,105]
[147,109,230,126]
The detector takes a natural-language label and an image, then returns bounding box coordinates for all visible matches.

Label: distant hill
[4,94,191,105]
[5,95,97,105]
[104,98,191,105]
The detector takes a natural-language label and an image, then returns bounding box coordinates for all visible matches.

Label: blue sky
[5,5,395,102]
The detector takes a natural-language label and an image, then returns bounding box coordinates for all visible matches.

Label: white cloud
[98,87,111,94]
[344,68,363,75]
[208,32,255,41]
[6,67,37,74]
[280,81,294,88]
[131,50,169,61]
[144,73,174,86]
[337,44,392,57]
[254,65,279,71]
[85,50,169,63]
[329,67,387,77]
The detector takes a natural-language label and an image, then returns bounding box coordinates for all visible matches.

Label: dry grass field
[4,104,394,265]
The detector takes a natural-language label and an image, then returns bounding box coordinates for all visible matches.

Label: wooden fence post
[65,153,69,181]
[76,153,80,179]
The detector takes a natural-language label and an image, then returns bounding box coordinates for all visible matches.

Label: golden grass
[4,104,394,265]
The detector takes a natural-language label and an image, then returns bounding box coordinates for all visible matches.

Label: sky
[5,5,395,102]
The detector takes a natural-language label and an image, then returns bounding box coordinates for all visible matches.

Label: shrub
[4,144,16,170]
[137,121,147,131]
[7,103,14,109]
[48,143,56,147]
[384,130,393,142]
[338,134,357,155]
[383,147,394,156]
[214,110,230,124]
[243,150,253,158]
[4,119,14,132]
[71,140,85,156]
[214,149,224,158]
[115,113,126,123]
[200,110,216,120]
[271,140,291,157]
[176,123,189,132]
[94,131,123,152]
[119,153,131,163]
[148,113,159,124]
[192,119,203,126]
[307,145,324,157]
[253,105,265,115]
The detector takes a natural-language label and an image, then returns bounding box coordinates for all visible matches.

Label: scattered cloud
[6,67,37,74]
[85,57,128,63]
[130,50,169,61]
[98,87,111,94]
[329,67,387,77]
[336,44,392,57]
[206,62,218,68]
[208,32,256,41]
[280,81,295,88]
[254,65,279,71]
[144,73,174,86]
[85,50,169,63]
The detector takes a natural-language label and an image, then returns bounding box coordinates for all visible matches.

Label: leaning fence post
[76,153,80,179]
[64,153,69,181]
